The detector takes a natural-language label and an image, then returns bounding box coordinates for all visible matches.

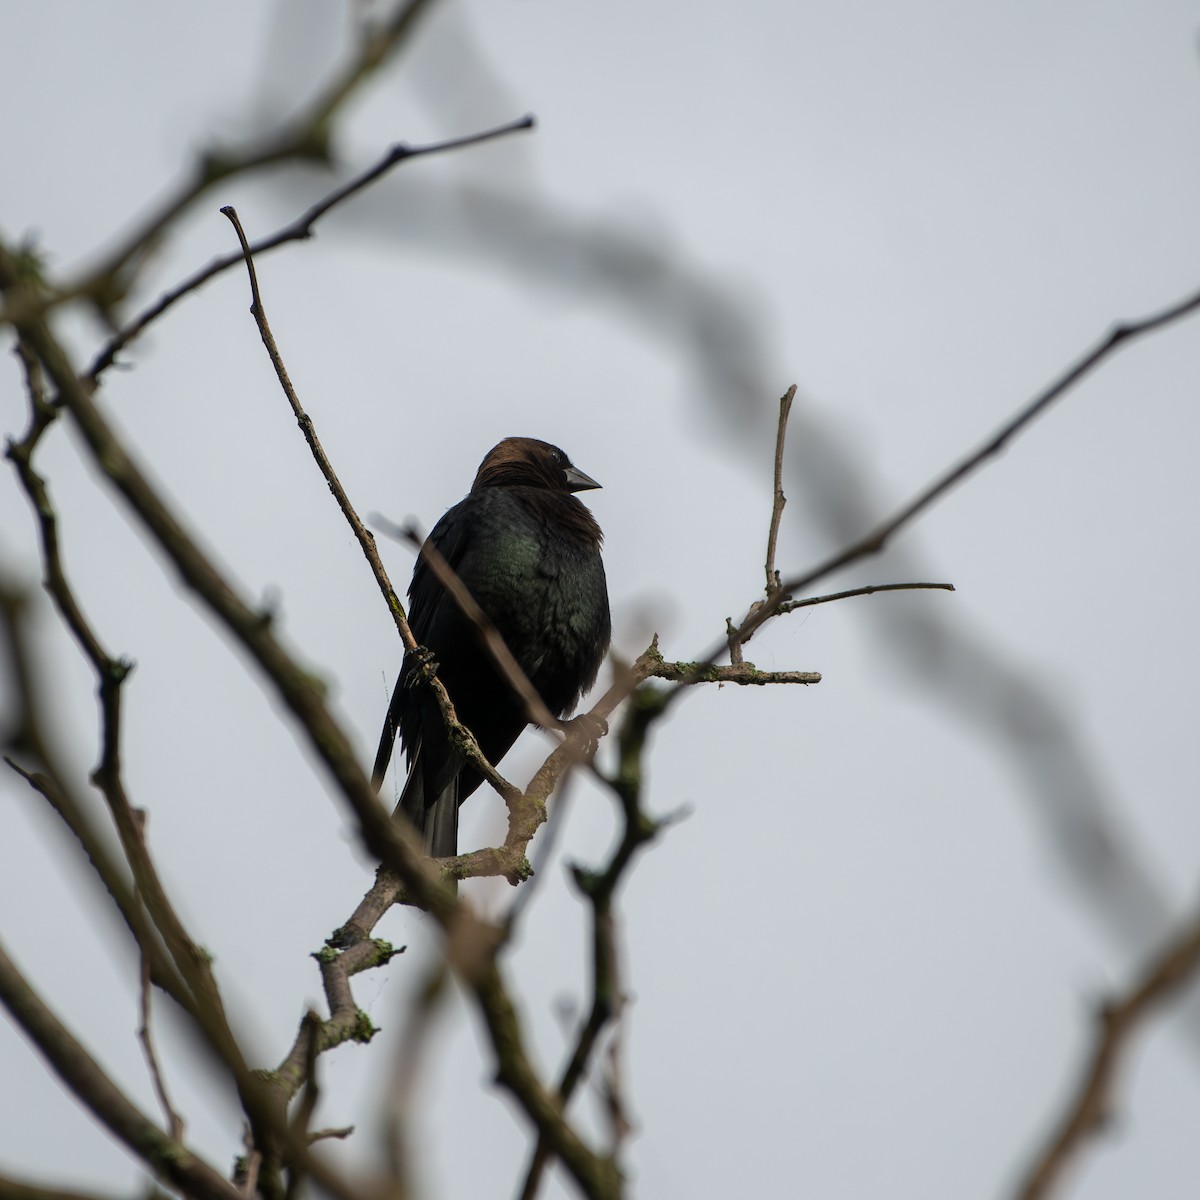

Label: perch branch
[221,205,516,806]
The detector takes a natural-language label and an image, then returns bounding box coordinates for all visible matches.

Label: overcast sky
[3,3,1200,1198]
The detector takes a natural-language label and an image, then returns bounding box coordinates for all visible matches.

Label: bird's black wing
[370,500,474,791]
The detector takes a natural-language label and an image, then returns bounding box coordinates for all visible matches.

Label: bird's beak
[563,464,601,492]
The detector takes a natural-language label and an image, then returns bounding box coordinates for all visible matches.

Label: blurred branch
[3,235,626,1199]
[1,238,460,1197]
[61,0,439,319]
[0,580,207,1026]
[5,333,274,1154]
[473,951,623,1200]
[383,958,450,1194]
[138,945,185,1143]
[0,584,371,1200]
[0,1175,132,1200]
[7,333,239,1033]
[0,237,452,918]
[0,939,241,1200]
[665,279,1200,704]
[517,686,668,1200]
[1015,897,1200,1200]
[88,112,534,382]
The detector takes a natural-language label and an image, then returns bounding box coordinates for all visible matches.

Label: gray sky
[2,2,1199,1197]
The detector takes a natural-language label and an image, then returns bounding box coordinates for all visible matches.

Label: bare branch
[475,953,623,1200]
[309,1126,355,1144]
[2,238,454,917]
[87,113,534,381]
[220,207,516,807]
[777,581,955,613]
[0,940,241,1200]
[0,1170,141,1200]
[137,943,185,1142]
[769,285,1200,619]
[679,283,1200,700]
[67,0,441,317]
[7,334,250,1070]
[764,384,796,591]
[222,203,413,649]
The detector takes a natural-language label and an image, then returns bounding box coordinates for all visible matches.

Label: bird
[372,437,611,861]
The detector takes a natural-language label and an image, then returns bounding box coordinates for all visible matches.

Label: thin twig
[770,285,1200,618]
[764,384,796,591]
[220,204,411,646]
[88,113,534,381]
[1014,900,1200,1200]
[8,334,247,1066]
[0,940,242,1200]
[778,581,955,612]
[729,383,795,664]
[274,939,401,1098]
[221,206,515,810]
[137,941,184,1142]
[688,283,1200,698]
[599,1026,634,1161]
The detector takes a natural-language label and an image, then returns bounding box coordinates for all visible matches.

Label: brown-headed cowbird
[372,437,611,858]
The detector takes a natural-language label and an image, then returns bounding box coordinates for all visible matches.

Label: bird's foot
[559,712,608,759]
[404,644,440,688]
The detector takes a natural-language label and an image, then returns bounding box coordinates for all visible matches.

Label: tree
[3,4,1199,1198]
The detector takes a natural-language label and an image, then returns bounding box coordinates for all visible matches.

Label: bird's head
[472,437,601,495]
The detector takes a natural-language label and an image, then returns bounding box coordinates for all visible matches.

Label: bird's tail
[397,745,460,862]
[372,689,460,880]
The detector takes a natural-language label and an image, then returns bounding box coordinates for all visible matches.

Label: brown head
[472,437,601,495]
[471,437,603,545]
